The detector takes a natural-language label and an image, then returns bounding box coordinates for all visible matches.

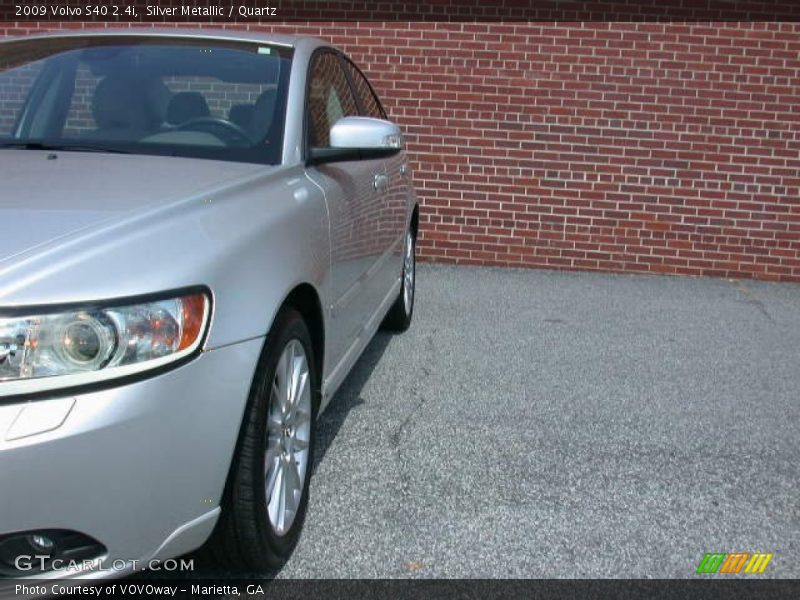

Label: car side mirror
[307,117,403,165]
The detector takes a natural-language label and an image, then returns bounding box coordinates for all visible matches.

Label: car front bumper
[0,338,263,580]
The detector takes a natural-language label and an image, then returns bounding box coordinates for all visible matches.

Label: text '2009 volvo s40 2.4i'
[0,29,418,579]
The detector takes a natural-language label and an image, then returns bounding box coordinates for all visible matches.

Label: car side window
[306,52,359,148]
[344,59,386,120]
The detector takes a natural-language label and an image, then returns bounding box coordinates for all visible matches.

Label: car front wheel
[209,307,316,571]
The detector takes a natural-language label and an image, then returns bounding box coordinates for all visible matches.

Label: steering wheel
[175,117,252,145]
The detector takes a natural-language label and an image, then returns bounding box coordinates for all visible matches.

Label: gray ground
[233,265,800,578]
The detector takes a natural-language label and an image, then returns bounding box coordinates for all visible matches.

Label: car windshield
[0,36,292,164]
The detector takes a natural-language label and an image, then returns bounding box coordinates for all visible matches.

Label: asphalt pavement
[220,265,800,578]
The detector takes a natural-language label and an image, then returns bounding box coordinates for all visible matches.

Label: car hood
[0,150,264,265]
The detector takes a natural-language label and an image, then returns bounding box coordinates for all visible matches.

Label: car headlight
[0,289,211,398]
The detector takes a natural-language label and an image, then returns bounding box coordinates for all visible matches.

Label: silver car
[0,29,417,579]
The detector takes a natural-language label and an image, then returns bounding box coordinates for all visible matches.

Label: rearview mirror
[307,117,403,165]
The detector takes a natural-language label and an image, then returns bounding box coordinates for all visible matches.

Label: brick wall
[2,20,799,282]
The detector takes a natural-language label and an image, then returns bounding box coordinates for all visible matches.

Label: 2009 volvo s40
[0,30,418,578]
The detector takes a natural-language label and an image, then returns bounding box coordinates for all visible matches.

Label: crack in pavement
[733,281,776,324]
[389,365,431,497]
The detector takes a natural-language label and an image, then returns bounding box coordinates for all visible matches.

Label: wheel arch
[209,281,326,541]
[280,282,326,397]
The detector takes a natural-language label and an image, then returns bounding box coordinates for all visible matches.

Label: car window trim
[340,55,387,120]
[302,47,326,162]
[337,52,367,116]
[303,47,361,163]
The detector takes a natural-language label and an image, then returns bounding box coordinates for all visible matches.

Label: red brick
[3,20,798,282]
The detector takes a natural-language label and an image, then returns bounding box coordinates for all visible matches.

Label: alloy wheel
[403,230,415,314]
[264,339,312,535]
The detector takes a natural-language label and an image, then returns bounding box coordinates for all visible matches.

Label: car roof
[0,27,331,54]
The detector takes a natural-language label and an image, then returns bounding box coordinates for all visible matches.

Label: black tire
[382,227,416,332]
[207,307,317,571]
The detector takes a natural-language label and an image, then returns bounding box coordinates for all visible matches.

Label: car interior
[83,73,279,147]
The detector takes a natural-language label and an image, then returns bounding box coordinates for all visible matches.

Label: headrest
[251,88,278,142]
[228,104,254,130]
[92,77,149,131]
[166,92,210,125]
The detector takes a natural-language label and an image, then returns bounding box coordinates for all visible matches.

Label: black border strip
[2,578,800,599]
[1,0,800,22]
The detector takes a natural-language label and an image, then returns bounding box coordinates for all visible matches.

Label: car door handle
[373,173,389,193]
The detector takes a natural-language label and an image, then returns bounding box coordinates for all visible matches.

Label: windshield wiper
[0,141,132,154]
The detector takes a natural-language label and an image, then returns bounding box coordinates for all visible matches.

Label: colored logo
[696,552,773,574]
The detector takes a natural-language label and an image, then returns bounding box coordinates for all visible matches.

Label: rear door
[341,57,409,300]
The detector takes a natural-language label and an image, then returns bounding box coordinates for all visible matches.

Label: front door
[304,51,389,368]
